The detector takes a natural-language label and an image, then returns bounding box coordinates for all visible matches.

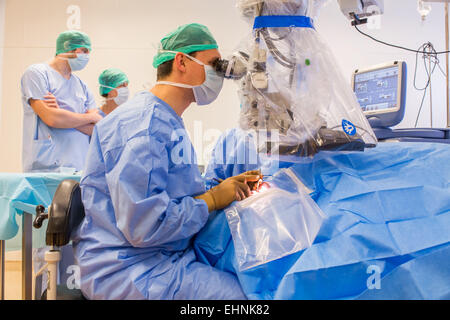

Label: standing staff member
[21,30,102,172]
[74,23,260,300]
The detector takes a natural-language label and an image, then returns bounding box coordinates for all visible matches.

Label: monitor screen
[353,65,400,113]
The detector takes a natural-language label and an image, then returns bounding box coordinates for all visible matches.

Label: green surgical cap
[56,30,92,56]
[98,68,129,95]
[152,23,218,68]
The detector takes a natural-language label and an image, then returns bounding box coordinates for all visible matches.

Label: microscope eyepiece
[213,52,249,80]
[213,59,233,79]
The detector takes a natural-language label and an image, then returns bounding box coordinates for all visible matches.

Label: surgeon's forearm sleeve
[106,137,210,248]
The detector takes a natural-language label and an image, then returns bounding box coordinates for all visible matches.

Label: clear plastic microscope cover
[225,167,326,271]
[233,0,377,157]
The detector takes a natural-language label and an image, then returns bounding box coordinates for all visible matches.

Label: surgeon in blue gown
[72,23,261,300]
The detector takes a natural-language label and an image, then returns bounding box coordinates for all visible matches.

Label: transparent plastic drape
[225,167,325,271]
[224,0,377,158]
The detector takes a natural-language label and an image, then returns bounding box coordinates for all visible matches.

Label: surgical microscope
[214,0,384,157]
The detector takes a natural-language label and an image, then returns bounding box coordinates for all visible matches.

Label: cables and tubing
[353,24,450,55]
[413,43,440,127]
[351,24,446,128]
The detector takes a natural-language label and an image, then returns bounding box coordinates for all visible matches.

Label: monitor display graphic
[354,66,399,113]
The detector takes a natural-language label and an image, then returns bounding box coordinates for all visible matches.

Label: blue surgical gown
[72,91,246,300]
[21,63,97,172]
[204,128,296,188]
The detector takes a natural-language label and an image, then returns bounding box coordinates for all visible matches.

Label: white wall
[0,0,447,172]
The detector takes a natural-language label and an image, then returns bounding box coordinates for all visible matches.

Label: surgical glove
[196,171,261,212]
[233,170,262,191]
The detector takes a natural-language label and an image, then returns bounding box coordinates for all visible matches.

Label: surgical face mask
[102,85,130,106]
[156,51,224,106]
[68,53,90,71]
[113,87,130,105]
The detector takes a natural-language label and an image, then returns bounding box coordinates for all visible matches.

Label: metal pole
[22,213,32,300]
[0,240,4,300]
[429,55,433,128]
[446,3,449,128]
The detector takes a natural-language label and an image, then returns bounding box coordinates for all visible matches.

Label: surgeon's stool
[33,180,86,300]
